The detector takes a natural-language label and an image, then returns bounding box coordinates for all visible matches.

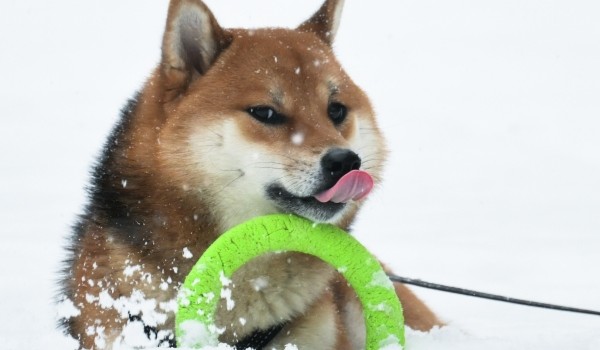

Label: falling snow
[291,132,305,146]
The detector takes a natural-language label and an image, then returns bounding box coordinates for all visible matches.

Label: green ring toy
[176,214,405,349]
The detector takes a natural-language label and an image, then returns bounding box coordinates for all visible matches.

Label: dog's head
[156,0,386,230]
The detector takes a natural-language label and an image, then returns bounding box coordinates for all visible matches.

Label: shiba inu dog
[59,0,442,348]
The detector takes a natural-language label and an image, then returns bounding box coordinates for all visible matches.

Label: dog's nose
[321,148,362,183]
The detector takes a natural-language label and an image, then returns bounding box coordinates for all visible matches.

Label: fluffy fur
[59,1,442,349]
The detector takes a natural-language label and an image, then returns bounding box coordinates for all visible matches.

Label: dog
[59,0,442,348]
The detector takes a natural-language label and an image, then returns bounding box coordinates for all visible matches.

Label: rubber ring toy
[176,214,405,349]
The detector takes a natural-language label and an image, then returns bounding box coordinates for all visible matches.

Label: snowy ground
[1,0,599,349]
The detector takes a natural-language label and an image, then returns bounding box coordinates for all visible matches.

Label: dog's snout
[321,148,361,182]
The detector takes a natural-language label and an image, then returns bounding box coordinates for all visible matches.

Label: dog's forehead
[204,28,352,107]
[225,28,340,76]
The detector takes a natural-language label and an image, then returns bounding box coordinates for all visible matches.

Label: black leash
[388,274,600,317]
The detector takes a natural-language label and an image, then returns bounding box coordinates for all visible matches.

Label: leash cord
[387,274,600,317]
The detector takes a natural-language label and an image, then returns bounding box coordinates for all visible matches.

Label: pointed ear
[160,0,231,95]
[297,0,345,45]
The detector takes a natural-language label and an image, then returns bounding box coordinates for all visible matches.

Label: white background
[1,0,599,348]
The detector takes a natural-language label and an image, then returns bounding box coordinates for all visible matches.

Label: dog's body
[60,1,441,348]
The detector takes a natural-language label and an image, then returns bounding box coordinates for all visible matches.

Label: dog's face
[158,0,386,230]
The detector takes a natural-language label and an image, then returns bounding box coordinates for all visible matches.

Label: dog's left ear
[160,0,232,99]
[297,0,345,45]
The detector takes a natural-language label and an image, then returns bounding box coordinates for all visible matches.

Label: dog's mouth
[266,170,374,222]
[313,170,374,203]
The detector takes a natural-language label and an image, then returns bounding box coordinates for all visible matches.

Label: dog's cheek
[221,120,287,185]
[187,120,284,229]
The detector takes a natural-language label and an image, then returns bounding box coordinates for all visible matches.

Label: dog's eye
[328,102,347,125]
[247,106,286,125]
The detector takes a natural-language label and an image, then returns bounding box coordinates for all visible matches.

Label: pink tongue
[314,170,374,203]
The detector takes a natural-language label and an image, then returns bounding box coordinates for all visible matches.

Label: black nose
[321,148,362,183]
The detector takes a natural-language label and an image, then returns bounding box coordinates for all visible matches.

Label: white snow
[291,131,305,146]
[367,269,395,290]
[177,320,220,349]
[55,297,80,320]
[378,334,402,350]
[1,0,599,349]
[160,281,169,291]
[183,247,194,259]
[219,271,235,311]
[116,321,156,348]
[250,276,270,291]
[123,264,142,277]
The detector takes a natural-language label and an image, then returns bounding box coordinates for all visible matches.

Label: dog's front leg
[214,252,336,347]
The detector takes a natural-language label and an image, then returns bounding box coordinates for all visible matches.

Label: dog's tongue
[314,170,374,203]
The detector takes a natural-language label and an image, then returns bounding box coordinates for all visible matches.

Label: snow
[368,270,395,290]
[219,271,235,311]
[183,247,194,259]
[123,264,142,277]
[378,334,402,350]
[250,276,270,291]
[1,0,599,349]
[177,320,220,349]
[291,131,305,146]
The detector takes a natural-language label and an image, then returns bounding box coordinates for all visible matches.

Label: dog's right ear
[160,0,231,98]
[298,0,345,45]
